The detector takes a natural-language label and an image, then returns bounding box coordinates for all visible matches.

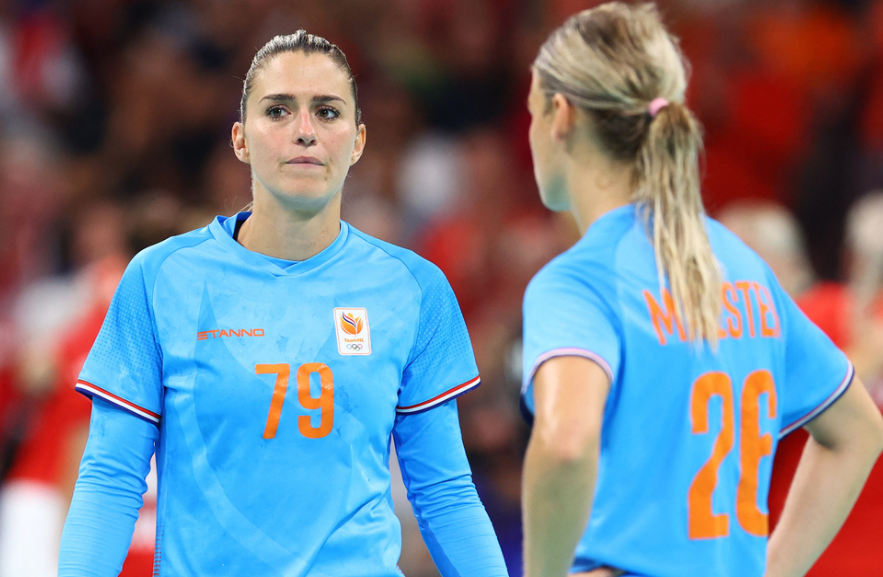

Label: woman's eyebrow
[258,93,347,105]
[313,94,346,105]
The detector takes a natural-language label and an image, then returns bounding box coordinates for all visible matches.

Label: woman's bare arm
[765,377,883,577]
[523,356,612,577]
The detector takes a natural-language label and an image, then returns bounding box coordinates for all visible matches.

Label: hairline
[240,41,361,125]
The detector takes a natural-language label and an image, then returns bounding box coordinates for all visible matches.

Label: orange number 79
[256,363,334,440]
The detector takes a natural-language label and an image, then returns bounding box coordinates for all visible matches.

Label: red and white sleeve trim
[75,379,161,425]
[396,376,481,414]
[522,347,614,395]
[780,362,854,438]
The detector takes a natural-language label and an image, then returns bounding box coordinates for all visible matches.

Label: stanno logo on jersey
[334,308,371,355]
[197,328,265,340]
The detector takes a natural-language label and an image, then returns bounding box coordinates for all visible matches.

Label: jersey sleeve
[776,281,853,436]
[396,267,479,414]
[393,400,508,576]
[59,398,157,577]
[74,253,163,424]
[521,264,621,415]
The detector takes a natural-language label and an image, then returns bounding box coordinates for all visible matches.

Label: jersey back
[522,205,851,577]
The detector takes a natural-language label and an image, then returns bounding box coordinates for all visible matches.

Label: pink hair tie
[648,97,669,118]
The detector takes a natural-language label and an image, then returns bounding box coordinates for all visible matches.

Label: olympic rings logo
[346,343,364,351]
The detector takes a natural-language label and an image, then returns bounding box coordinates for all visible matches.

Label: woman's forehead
[251,51,351,101]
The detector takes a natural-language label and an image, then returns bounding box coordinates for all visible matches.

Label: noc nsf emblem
[333,307,372,356]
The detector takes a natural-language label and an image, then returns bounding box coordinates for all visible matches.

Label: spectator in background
[796,191,883,393]
[0,197,164,577]
[719,196,883,576]
[716,200,816,299]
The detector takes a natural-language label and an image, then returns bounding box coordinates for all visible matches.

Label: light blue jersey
[75,213,482,576]
[522,204,852,577]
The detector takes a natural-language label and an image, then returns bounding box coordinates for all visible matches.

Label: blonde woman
[519,4,883,577]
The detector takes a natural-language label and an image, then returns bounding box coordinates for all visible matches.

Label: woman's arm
[58,397,158,576]
[392,399,509,577]
[765,377,883,577]
[522,356,611,577]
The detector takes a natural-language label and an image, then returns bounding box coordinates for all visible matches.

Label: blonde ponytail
[635,102,721,347]
[534,2,722,347]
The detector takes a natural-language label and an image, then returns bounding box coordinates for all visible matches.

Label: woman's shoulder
[128,224,216,276]
[576,204,648,266]
[526,208,648,301]
[527,245,615,305]
[544,219,631,279]
[344,224,449,289]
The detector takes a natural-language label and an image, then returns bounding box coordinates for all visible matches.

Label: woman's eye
[267,106,288,119]
[317,107,340,120]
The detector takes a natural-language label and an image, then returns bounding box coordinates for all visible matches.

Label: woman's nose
[293,109,317,146]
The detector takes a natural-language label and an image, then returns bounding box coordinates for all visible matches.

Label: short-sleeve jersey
[522,204,852,577]
[75,214,480,577]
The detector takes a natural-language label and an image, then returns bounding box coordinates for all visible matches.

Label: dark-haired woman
[58,31,508,577]
[519,4,883,577]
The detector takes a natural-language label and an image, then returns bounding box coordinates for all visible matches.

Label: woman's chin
[271,187,341,215]
[539,193,569,213]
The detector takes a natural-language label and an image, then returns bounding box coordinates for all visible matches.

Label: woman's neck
[567,154,635,236]
[237,194,342,261]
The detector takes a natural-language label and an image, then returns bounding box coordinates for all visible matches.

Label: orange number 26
[688,370,777,540]
[256,363,334,440]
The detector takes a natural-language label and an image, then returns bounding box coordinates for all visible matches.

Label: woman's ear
[350,123,367,166]
[550,93,577,145]
[232,122,250,164]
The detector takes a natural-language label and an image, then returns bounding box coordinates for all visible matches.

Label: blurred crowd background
[0,0,882,575]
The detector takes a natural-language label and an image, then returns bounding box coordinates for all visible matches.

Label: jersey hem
[779,362,854,437]
[396,376,480,414]
[522,347,615,394]
[74,379,161,425]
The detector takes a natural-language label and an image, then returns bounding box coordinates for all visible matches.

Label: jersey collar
[209,212,349,277]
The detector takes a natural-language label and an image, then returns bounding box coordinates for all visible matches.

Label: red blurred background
[0,1,881,576]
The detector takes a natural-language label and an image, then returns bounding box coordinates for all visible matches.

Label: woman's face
[232,51,365,214]
[527,71,568,212]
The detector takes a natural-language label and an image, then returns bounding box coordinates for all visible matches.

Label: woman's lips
[287,156,323,165]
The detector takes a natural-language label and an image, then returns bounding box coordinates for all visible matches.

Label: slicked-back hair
[240,30,362,125]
